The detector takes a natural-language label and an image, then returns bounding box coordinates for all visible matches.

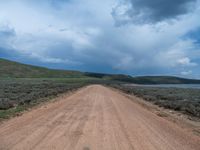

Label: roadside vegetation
[0,78,100,119]
[1,58,200,120]
[0,58,116,119]
[110,84,200,119]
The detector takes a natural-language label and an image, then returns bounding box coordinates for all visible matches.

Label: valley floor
[0,85,199,150]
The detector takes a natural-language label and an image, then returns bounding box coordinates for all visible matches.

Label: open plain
[0,85,199,150]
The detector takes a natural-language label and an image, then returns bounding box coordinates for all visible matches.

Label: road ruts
[0,85,199,150]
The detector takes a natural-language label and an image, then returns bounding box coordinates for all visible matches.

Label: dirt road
[0,85,199,150]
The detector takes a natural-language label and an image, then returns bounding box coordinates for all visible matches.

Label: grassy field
[110,84,200,119]
[0,77,102,119]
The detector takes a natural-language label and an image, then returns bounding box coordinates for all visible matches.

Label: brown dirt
[0,85,199,150]
[111,87,200,135]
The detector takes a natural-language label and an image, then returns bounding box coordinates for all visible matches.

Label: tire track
[0,85,199,150]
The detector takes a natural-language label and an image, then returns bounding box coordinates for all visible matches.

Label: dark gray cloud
[0,26,15,39]
[113,0,197,24]
[0,25,16,49]
[185,27,200,43]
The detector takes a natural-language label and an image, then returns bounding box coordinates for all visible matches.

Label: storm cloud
[0,25,16,48]
[0,0,200,78]
[112,0,197,24]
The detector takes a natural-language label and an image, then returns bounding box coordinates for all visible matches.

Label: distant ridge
[0,58,84,78]
[127,76,200,84]
[84,72,200,84]
[1,58,200,84]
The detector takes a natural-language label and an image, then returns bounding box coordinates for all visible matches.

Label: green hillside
[0,58,84,78]
[1,58,200,84]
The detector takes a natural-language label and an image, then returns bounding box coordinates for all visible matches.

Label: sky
[0,0,200,78]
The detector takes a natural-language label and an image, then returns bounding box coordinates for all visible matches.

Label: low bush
[111,84,200,118]
[0,78,88,119]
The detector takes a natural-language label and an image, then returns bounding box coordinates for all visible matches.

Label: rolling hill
[1,58,200,84]
[0,58,84,78]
